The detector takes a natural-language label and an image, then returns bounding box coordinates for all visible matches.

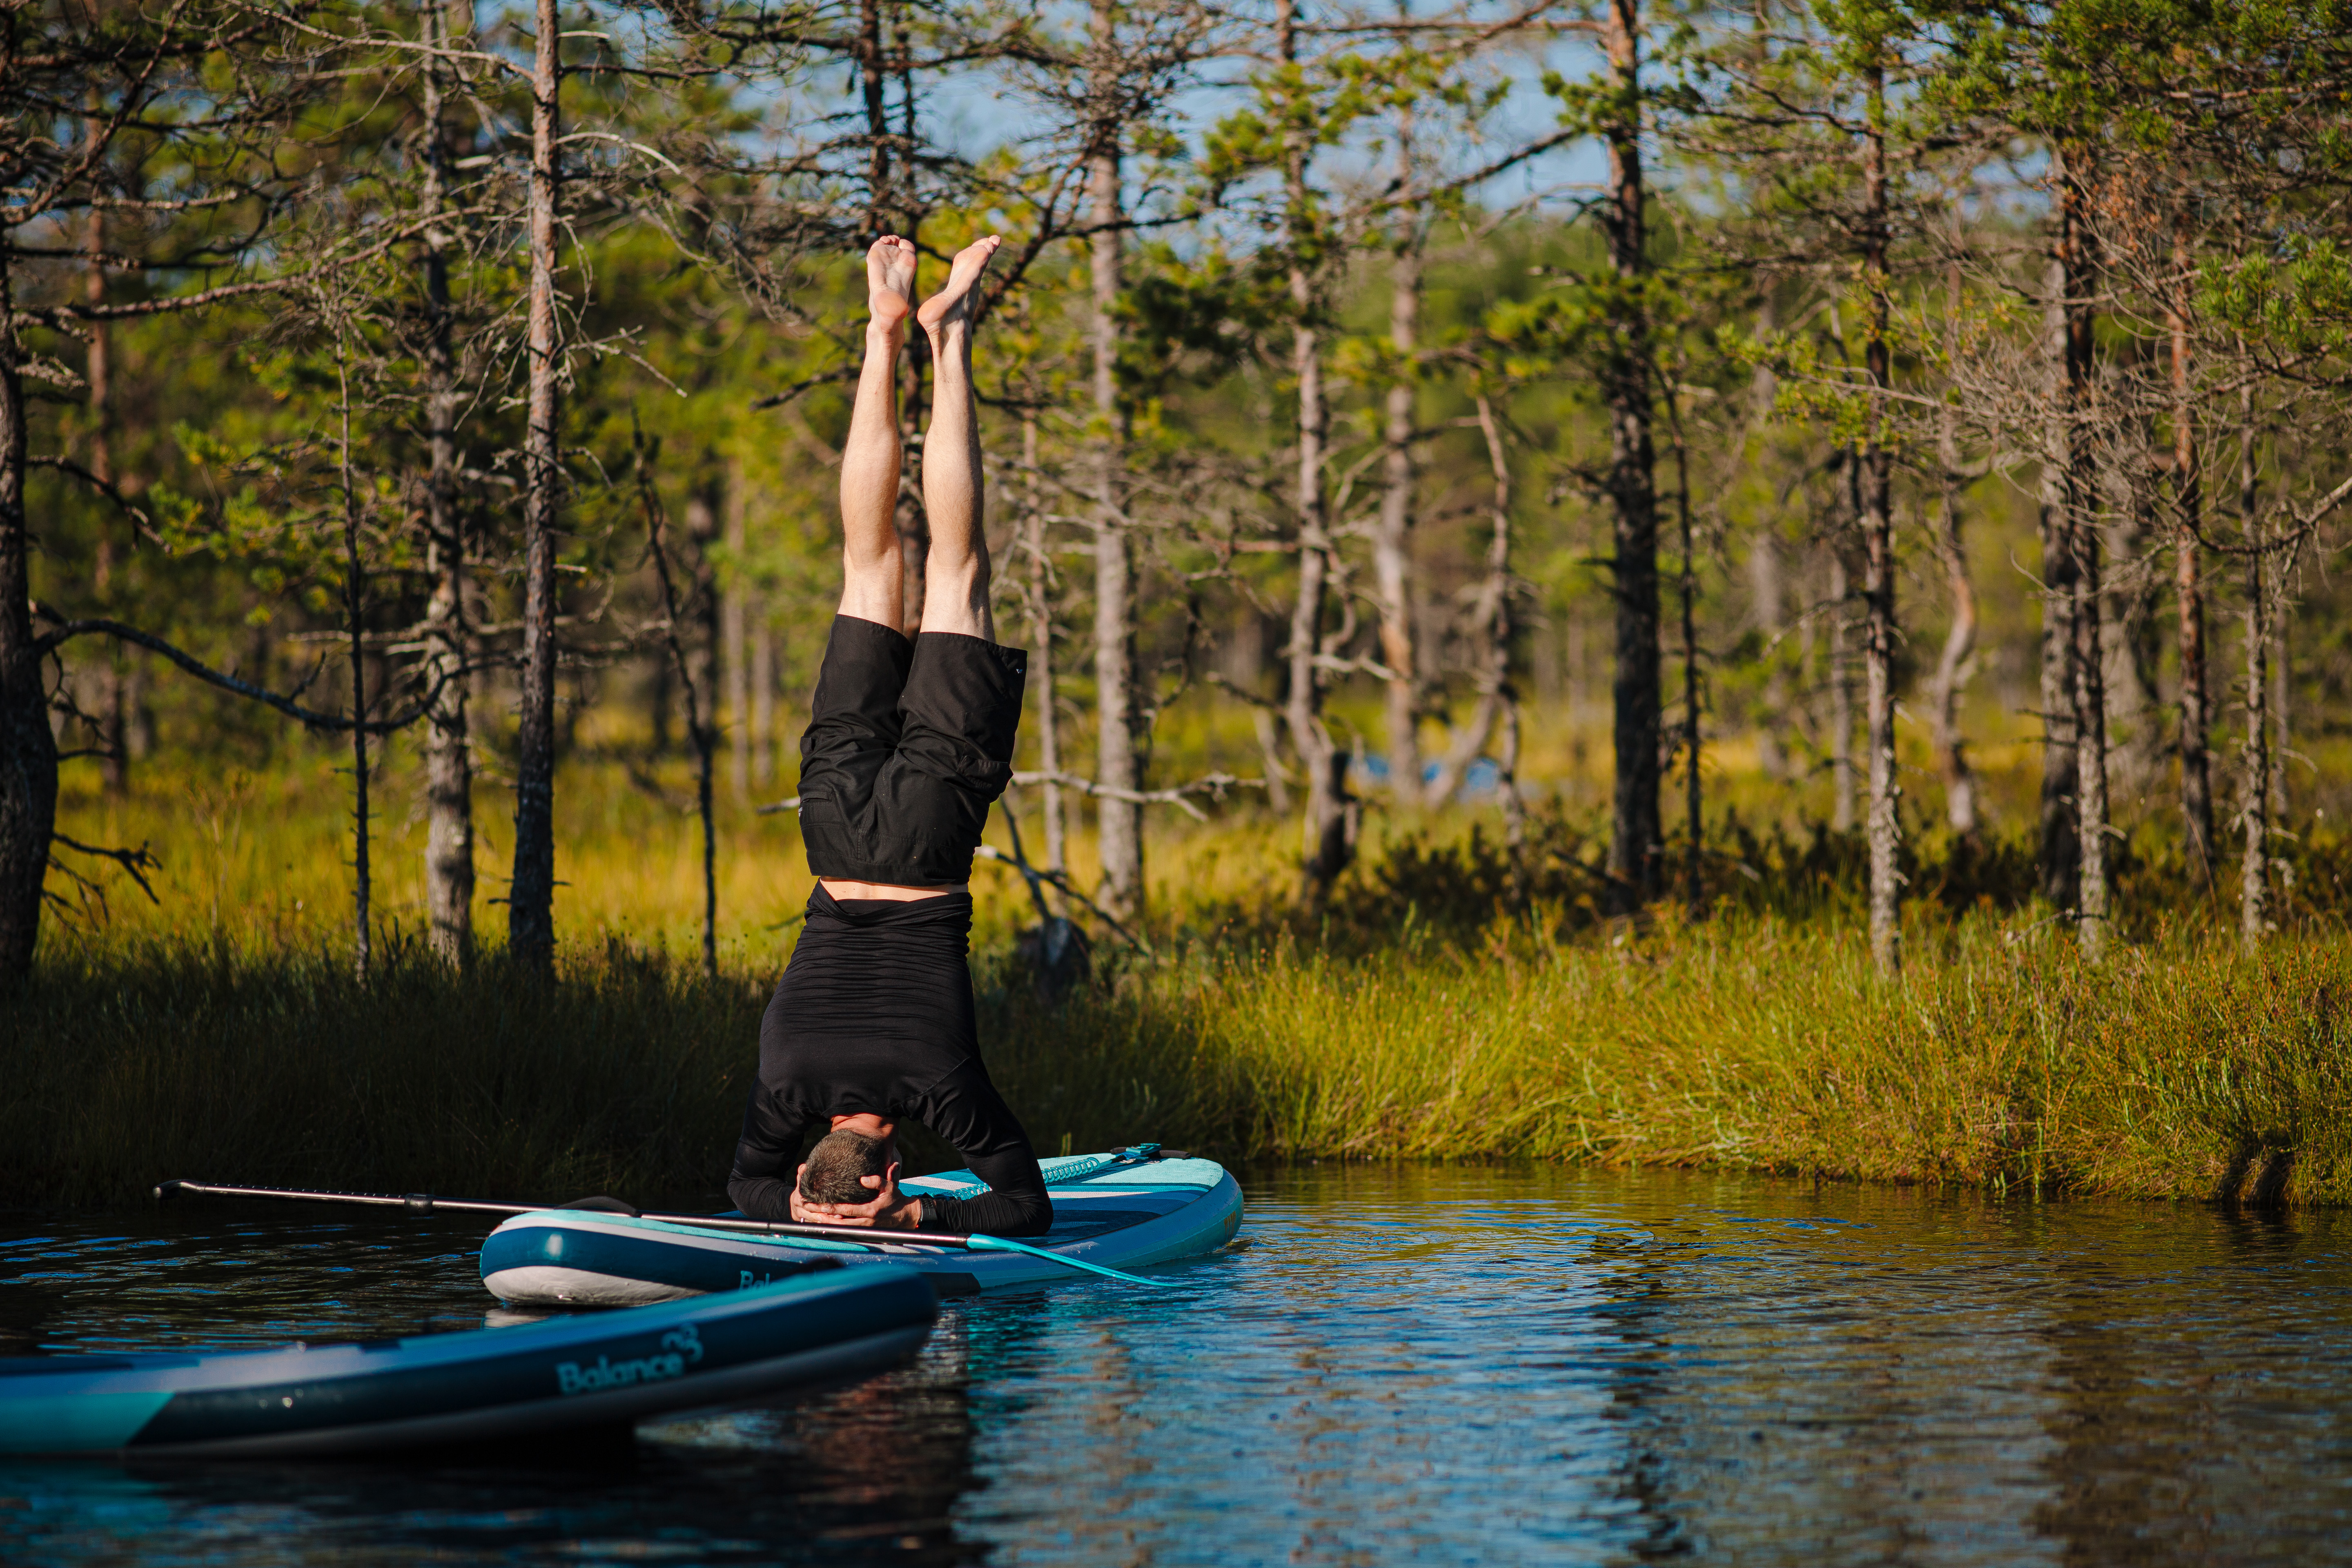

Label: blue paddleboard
[481,1151,1243,1306]
[0,1261,934,1457]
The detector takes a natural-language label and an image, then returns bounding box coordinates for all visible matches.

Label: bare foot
[916,235,1002,331]
[867,235,917,330]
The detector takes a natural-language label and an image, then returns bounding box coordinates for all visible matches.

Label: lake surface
[3,1165,2349,1566]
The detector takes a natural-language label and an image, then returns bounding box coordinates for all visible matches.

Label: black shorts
[796,616,1027,885]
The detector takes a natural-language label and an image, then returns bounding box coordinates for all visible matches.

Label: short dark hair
[800,1129,891,1205]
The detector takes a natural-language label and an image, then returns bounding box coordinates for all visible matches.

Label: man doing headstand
[726,233,1049,1237]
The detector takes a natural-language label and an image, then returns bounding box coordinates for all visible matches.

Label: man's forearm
[917,1185,1049,1238]
[728,1172,794,1222]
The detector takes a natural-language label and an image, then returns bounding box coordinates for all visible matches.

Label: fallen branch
[36,615,472,735]
[47,834,163,919]
[1011,769,1265,823]
[973,844,1152,957]
[1310,652,1403,683]
[1204,670,1282,710]
[750,365,859,411]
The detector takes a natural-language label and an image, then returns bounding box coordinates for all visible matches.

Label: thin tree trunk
[2070,521,2110,960]
[1279,0,1351,893]
[650,660,672,755]
[1829,519,1855,832]
[1499,697,1527,908]
[639,450,718,979]
[1670,385,1701,911]
[1428,396,1515,802]
[1089,0,1143,922]
[1601,0,1660,908]
[0,245,60,982]
[2271,579,2289,824]
[2238,403,2267,948]
[1860,65,1900,973]
[686,486,721,750]
[1748,298,1788,781]
[2107,484,2165,795]
[859,0,891,227]
[880,9,929,636]
[2060,156,2108,960]
[84,174,127,794]
[695,706,715,976]
[2168,233,2213,886]
[1931,241,1978,839]
[1376,136,1423,810]
[1285,312,1346,889]
[337,354,371,983]
[753,622,775,789]
[725,483,748,798]
[2038,244,2081,911]
[1020,416,1067,901]
[1569,613,1589,724]
[1253,707,1291,815]
[421,0,474,967]
[508,0,563,977]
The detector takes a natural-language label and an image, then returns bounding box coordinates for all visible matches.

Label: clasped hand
[789,1159,925,1230]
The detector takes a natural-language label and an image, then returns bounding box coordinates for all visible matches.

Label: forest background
[7,0,2352,1209]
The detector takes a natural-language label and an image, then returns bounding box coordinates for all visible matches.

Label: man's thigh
[892,632,1024,791]
[866,632,1027,876]
[797,616,914,851]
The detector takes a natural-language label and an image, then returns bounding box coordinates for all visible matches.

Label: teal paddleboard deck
[0,1263,934,1457]
[480,1152,1243,1307]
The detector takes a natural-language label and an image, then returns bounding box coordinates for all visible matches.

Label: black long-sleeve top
[726,886,1051,1237]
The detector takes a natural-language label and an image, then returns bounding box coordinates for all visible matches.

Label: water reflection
[1577,1182,2352,1568]
[2,1169,2350,1566]
[3,1322,987,1567]
[2021,1205,2352,1568]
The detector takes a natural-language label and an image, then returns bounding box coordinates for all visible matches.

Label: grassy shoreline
[21,749,2352,1210]
[9,913,2348,1210]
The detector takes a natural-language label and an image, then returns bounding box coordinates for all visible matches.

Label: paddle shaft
[155,1179,987,1250]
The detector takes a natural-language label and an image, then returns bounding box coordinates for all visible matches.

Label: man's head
[799,1127,894,1205]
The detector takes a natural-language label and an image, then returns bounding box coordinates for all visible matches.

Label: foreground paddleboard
[0,1262,933,1457]
[481,1152,1243,1307]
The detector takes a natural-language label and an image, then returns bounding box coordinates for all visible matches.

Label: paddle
[154,1179,1184,1288]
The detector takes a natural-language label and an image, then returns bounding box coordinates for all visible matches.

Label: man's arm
[912,1068,1052,1238]
[727,1088,817,1222]
[915,1149,1052,1238]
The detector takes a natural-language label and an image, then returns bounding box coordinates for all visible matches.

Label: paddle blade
[963,1234,1183,1287]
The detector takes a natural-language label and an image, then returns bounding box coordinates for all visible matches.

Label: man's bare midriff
[818,878,967,901]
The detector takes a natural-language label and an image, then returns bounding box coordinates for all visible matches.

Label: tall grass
[984,915,2352,1205]
[11,909,2349,1208]
[4,936,764,1206]
[15,747,2352,1209]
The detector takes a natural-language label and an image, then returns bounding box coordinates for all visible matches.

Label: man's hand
[789,1160,924,1231]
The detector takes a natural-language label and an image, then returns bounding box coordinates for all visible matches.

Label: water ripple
[2,1165,2350,1566]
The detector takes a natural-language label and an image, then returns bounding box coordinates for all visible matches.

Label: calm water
[2,1165,2349,1566]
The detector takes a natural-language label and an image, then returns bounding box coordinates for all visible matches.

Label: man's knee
[839,550,902,623]
[920,558,991,637]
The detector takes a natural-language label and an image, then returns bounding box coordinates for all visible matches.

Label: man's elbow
[729,1176,790,1222]
[1001,1194,1054,1238]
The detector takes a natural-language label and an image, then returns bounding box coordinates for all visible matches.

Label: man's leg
[838,236,918,628]
[915,235,1003,642]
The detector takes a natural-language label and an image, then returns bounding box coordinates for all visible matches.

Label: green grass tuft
[982,915,2352,1206]
[5,937,764,1206]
